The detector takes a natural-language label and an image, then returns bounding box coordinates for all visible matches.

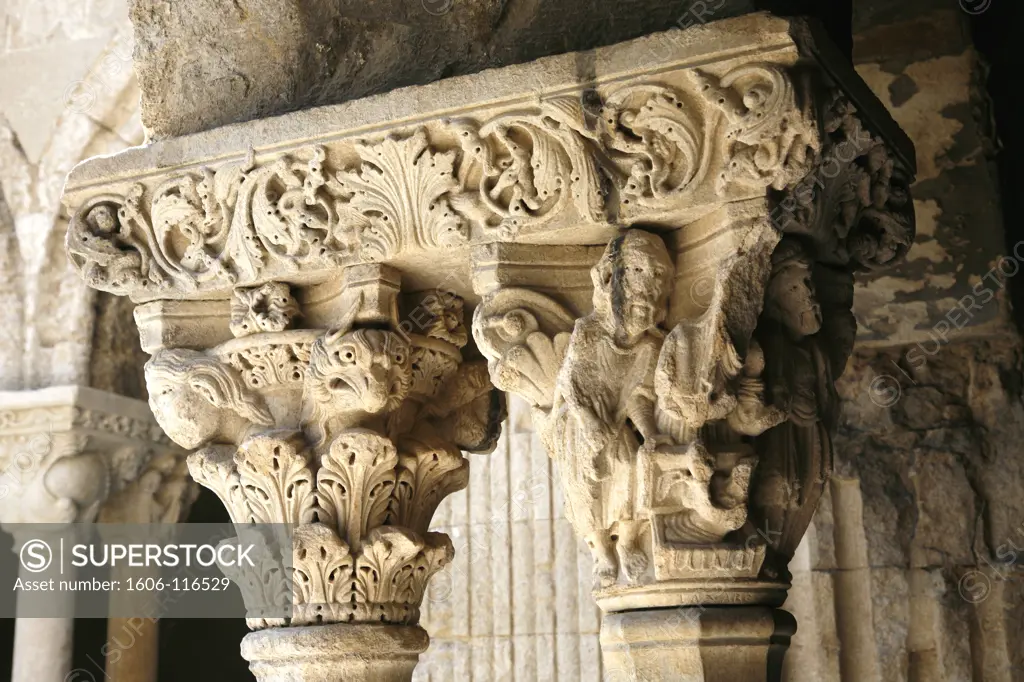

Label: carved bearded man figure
[750,237,838,576]
[552,229,673,587]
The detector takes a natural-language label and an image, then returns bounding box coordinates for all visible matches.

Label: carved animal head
[304,327,412,441]
[145,348,275,449]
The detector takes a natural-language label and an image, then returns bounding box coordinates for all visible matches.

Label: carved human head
[86,204,119,235]
[145,349,275,449]
[765,239,822,338]
[591,229,674,340]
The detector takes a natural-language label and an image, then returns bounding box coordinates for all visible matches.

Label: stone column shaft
[601,607,795,682]
[12,616,74,682]
[106,616,159,682]
[242,624,428,682]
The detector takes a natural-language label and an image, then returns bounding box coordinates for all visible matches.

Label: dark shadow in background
[65,487,252,682]
[969,1,1024,332]
[153,487,252,681]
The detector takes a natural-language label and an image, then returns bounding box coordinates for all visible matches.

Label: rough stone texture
[786,338,1024,682]
[126,0,765,139]
[124,0,861,141]
[779,4,1024,681]
[850,5,1006,344]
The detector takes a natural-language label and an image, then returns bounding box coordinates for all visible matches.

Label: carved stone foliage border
[65,60,824,301]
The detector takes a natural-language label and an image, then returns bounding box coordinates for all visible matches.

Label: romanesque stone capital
[129,265,502,679]
[0,385,189,526]
[469,92,914,604]
[60,11,915,681]
[466,33,914,679]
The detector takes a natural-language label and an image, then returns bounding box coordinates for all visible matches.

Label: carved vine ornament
[65,63,907,303]
[64,51,913,621]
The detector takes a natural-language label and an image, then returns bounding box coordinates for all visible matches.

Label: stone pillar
[11,616,75,682]
[98,450,195,682]
[105,614,160,682]
[60,13,914,680]
[601,607,796,682]
[11,541,76,682]
[0,385,192,682]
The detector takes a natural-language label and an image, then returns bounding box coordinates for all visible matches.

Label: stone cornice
[0,385,171,444]
[63,13,913,304]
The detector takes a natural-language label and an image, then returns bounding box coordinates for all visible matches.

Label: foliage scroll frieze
[66,61,826,300]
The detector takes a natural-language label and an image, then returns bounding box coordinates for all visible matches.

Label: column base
[241,624,429,682]
[600,607,796,682]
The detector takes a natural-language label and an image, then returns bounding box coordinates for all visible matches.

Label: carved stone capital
[132,267,501,638]
[459,22,915,617]
[61,11,916,681]
[0,386,190,526]
[471,204,907,612]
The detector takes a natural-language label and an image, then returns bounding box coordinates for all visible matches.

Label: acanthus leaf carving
[65,62,834,304]
[602,86,710,208]
[291,522,354,626]
[151,169,232,285]
[227,342,310,389]
[187,445,253,524]
[234,431,317,526]
[335,130,468,260]
[353,527,453,625]
[390,438,469,536]
[315,429,398,550]
[699,63,819,192]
